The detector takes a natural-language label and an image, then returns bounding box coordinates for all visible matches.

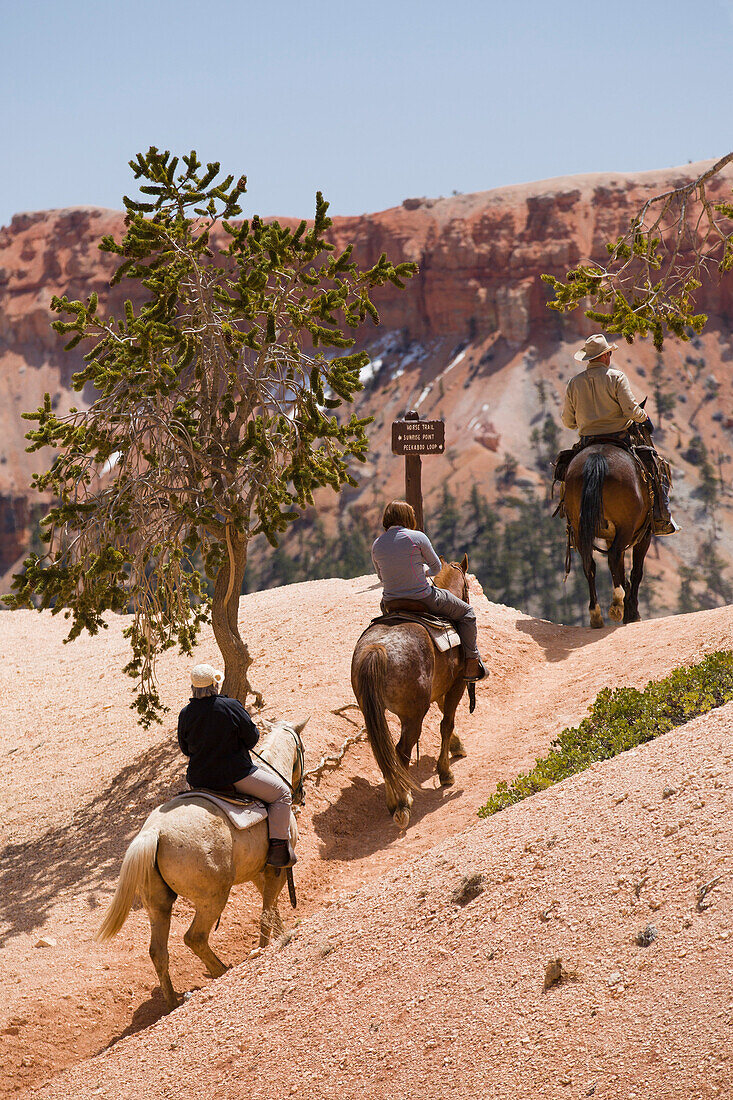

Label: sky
[2,0,732,229]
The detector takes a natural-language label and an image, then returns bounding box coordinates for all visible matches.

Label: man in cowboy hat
[561,334,678,534]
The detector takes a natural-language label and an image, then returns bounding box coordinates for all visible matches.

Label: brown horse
[564,444,652,628]
[351,556,471,829]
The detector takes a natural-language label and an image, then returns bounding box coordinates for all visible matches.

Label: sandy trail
[0,578,731,1096]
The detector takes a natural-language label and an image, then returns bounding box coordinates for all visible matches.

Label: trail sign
[390,412,446,531]
[391,418,445,455]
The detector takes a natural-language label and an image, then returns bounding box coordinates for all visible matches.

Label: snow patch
[359,357,383,385]
[414,386,432,410]
[100,451,121,476]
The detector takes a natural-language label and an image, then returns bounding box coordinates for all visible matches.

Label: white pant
[233,766,292,840]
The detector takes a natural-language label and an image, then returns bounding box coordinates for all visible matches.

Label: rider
[371,500,486,682]
[561,333,679,535]
[177,664,296,868]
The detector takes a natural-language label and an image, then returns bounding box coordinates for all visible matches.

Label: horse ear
[461,553,469,571]
[291,716,310,736]
[439,556,446,565]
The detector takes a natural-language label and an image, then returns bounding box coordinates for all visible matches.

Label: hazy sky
[2,0,732,228]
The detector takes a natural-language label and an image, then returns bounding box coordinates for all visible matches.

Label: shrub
[478,651,733,817]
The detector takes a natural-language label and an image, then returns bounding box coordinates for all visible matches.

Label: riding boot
[266,839,297,868]
[464,657,486,682]
[652,480,680,535]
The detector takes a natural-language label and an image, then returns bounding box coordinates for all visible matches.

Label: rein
[250,723,306,806]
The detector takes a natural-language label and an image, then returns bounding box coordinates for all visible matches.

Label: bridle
[250,722,306,806]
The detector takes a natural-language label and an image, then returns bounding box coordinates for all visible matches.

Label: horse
[351,556,472,830]
[564,444,652,628]
[96,717,307,1009]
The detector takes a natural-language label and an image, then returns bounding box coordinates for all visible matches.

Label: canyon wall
[2,162,732,603]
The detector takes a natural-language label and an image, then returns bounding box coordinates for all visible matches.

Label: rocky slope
[2,163,733,608]
[0,577,731,1097]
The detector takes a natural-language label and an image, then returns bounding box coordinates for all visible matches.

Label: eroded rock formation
[2,162,732,596]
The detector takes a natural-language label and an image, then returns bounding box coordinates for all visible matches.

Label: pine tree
[5,148,415,725]
[542,153,733,349]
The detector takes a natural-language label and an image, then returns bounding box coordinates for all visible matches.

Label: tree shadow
[516,615,620,663]
[0,735,185,947]
[311,753,462,861]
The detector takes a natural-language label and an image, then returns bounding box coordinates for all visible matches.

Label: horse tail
[354,643,410,791]
[578,453,608,566]
[96,828,160,941]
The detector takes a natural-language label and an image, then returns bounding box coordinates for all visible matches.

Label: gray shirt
[371,526,442,600]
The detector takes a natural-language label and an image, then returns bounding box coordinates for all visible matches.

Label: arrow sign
[391,418,445,455]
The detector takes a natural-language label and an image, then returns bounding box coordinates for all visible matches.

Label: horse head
[258,715,309,805]
[437,554,470,601]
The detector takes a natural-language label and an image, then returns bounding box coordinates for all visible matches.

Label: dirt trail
[0,578,731,1096]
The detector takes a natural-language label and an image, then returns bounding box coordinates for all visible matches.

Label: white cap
[190,663,224,688]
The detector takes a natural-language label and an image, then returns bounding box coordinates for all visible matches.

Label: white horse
[97,717,307,1008]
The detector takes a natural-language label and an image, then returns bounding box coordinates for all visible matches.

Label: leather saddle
[183,785,260,807]
[369,600,462,653]
[553,430,660,493]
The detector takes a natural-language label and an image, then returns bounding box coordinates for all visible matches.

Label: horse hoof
[609,604,623,622]
[439,770,455,788]
[393,808,410,830]
[590,605,604,628]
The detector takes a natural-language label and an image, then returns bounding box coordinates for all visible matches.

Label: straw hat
[574,333,618,362]
[190,663,224,688]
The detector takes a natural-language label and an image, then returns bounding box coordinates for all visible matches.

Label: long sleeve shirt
[561,363,647,437]
[177,694,259,788]
[371,525,442,601]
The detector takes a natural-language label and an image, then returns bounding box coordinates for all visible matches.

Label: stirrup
[654,518,680,535]
[266,839,297,869]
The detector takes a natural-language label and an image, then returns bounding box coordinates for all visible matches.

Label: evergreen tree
[677,564,699,614]
[5,148,415,724]
[699,535,733,606]
[542,153,733,348]
[652,355,677,428]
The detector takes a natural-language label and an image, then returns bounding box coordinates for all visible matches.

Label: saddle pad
[164,791,269,831]
[371,612,461,652]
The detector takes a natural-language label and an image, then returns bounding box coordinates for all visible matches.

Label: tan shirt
[561,363,647,437]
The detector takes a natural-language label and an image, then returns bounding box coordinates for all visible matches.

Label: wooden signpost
[391,411,445,531]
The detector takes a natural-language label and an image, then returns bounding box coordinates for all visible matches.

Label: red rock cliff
[1,162,732,592]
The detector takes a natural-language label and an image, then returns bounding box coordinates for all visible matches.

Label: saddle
[368,602,462,653]
[552,424,668,514]
[184,785,259,806]
[167,788,269,831]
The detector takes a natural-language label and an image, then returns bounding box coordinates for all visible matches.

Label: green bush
[478,651,733,817]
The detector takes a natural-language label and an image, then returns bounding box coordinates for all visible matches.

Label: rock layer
[1,162,732,588]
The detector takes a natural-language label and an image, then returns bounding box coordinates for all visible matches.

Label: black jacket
[177,695,260,789]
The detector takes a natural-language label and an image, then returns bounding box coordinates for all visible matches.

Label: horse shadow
[515,615,619,663]
[100,987,177,1049]
[0,735,184,948]
[310,753,462,862]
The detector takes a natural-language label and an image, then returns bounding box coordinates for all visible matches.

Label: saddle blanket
[165,790,269,831]
[372,611,461,652]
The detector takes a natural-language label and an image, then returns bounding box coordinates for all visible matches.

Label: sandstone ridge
[1,162,732,601]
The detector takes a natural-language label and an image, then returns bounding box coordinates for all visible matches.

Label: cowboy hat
[190,663,224,687]
[574,333,618,362]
